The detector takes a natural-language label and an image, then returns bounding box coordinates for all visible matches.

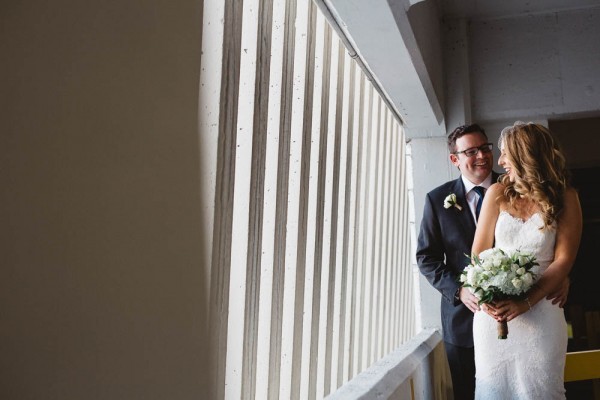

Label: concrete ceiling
[441,0,600,20]
[322,0,600,138]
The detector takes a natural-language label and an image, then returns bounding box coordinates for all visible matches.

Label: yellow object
[564,350,600,382]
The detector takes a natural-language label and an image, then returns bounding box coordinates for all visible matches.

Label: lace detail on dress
[494,211,556,268]
[473,211,566,400]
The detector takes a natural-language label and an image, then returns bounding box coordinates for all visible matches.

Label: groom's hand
[546,277,570,308]
[459,288,480,313]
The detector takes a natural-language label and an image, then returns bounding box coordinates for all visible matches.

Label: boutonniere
[444,193,463,210]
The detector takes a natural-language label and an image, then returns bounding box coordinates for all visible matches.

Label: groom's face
[450,132,493,184]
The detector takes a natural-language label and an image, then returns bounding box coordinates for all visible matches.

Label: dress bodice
[494,211,556,269]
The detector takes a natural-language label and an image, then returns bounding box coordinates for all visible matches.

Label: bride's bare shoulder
[565,186,578,197]
[564,187,581,206]
[488,182,505,195]
[488,183,509,208]
[488,183,507,199]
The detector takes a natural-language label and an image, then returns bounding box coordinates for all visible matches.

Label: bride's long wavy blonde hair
[498,122,570,229]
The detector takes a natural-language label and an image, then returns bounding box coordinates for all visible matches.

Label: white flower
[479,248,496,259]
[512,278,523,289]
[516,267,526,275]
[518,255,530,265]
[492,256,503,267]
[522,273,533,286]
[466,268,479,286]
[480,259,491,270]
[443,193,462,210]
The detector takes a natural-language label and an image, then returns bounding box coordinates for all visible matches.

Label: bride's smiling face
[498,140,516,181]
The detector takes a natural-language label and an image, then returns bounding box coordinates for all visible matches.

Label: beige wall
[0,1,208,399]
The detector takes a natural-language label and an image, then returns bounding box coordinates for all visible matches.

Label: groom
[416,124,498,400]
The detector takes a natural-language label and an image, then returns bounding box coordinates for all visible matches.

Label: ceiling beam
[320,0,446,137]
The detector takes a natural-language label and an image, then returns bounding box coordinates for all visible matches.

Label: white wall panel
[224,0,260,397]
[205,1,415,398]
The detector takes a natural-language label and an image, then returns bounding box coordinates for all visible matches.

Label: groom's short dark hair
[447,123,487,153]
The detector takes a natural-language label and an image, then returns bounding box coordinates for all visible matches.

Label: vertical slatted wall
[200,0,416,399]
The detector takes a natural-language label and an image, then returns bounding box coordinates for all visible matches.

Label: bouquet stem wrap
[498,320,508,339]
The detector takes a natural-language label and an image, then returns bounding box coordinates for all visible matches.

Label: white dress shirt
[461,174,493,223]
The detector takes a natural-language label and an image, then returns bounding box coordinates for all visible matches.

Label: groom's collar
[461,173,493,194]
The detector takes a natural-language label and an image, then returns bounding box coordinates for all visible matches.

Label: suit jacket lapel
[453,177,477,235]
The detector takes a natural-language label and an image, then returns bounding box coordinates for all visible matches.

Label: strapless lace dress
[473,211,567,400]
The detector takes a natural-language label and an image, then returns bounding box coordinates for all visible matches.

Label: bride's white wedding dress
[473,211,567,400]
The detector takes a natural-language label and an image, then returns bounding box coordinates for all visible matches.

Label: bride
[470,122,582,399]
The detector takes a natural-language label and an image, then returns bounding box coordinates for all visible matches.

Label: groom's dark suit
[416,172,499,398]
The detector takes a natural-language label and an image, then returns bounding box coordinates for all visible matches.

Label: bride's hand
[481,303,499,319]
[489,299,530,322]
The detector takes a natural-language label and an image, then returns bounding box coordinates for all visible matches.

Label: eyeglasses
[454,143,493,157]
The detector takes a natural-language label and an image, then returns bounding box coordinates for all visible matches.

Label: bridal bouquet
[460,248,539,339]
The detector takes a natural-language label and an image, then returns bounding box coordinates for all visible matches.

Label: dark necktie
[473,186,485,221]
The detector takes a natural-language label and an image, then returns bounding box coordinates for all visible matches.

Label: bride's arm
[470,183,502,317]
[526,188,582,306]
[471,183,503,255]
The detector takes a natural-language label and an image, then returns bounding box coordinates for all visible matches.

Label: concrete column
[443,18,472,131]
[409,137,458,333]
